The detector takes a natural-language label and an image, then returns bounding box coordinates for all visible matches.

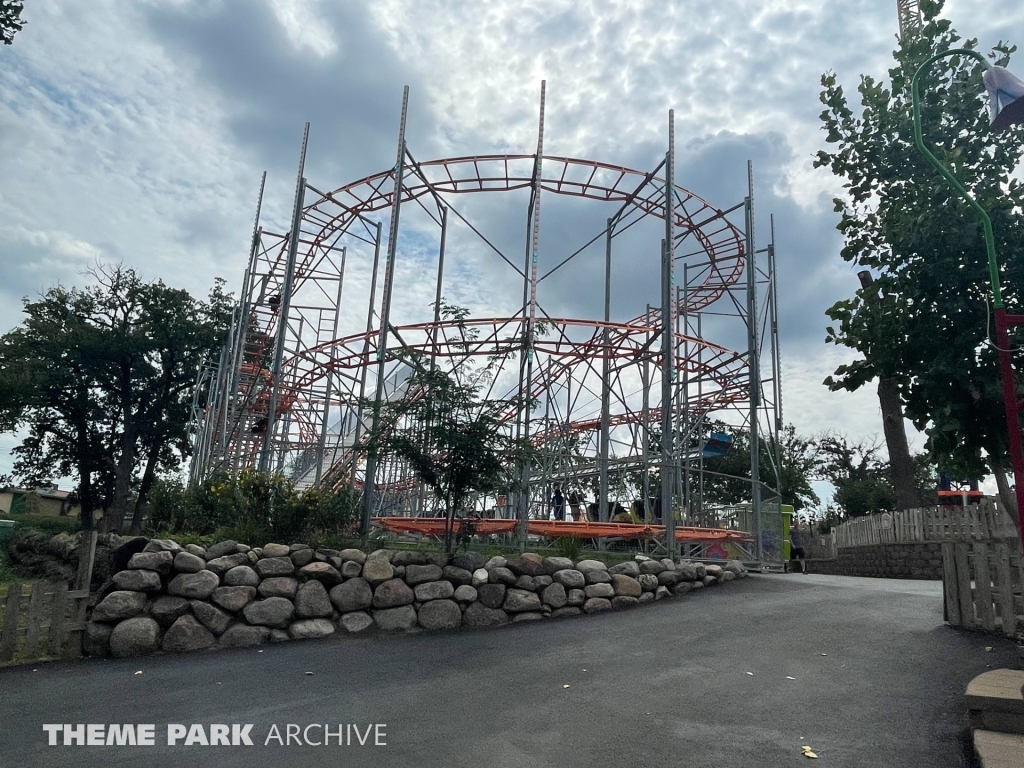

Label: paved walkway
[0,573,1017,767]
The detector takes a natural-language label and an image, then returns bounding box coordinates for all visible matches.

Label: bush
[147,470,360,545]
[0,515,81,536]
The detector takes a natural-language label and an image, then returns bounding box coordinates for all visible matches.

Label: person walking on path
[790,519,806,573]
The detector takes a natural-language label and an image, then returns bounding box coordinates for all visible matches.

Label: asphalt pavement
[0,573,1017,768]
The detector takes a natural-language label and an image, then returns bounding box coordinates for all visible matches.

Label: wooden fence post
[942,543,961,626]
[994,542,1017,638]
[65,531,98,659]
[0,583,23,663]
[974,542,995,631]
[955,542,975,629]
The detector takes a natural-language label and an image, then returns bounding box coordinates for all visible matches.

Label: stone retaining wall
[805,542,943,580]
[83,539,748,657]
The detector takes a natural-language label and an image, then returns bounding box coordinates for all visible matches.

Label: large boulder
[258,577,299,599]
[289,619,335,640]
[242,597,295,629]
[582,597,612,614]
[657,570,679,587]
[291,549,315,569]
[575,559,608,575]
[112,569,162,593]
[162,615,214,653]
[462,602,509,628]
[442,566,473,586]
[506,557,546,577]
[418,599,462,630]
[638,574,659,592]
[584,583,615,599]
[552,569,585,589]
[483,556,507,570]
[373,605,417,632]
[339,548,367,564]
[608,561,641,577]
[297,562,343,588]
[414,580,454,602]
[372,579,414,609]
[184,544,207,558]
[584,570,612,585]
[542,556,575,574]
[260,543,291,558]
[83,621,113,657]
[611,574,642,597]
[541,582,568,609]
[471,568,489,587]
[514,575,539,592]
[567,588,585,606]
[341,561,363,579]
[109,616,161,657]
[362,558,395,586]
[611,596,639,610]
[211,586,257,613]
[452,552,487,572]
[705,564,724,580]
[671,582,692,596]
[224,565,260,587]
[476,583,506,609]
[166,571,220,600]
[204,540,239,560]
[330,578,373,613]
[487,567,517,586]
[150,595,191,628]
[143,539,182,555]
[219,624,270,648]
[639,560,666,575]
[391,551,427,567]
[92,590,147,622]
[294,581,333,619]
[172,552,206,574]
[126,551,173,575]
[254,557,295,579]
[205,553,249,576]
[503,588,542,613]
[453,585,477,603]
[405,564,443,585]
[339,612,374,633]
[190,601,232,635]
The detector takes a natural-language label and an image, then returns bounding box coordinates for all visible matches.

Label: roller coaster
[188,84,785,565]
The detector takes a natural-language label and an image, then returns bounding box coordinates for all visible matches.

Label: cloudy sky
[1,0,1022,500]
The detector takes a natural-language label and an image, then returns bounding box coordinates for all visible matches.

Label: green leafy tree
[369,306,532,553]
[0,265,233,531]
[815,1,1024,522]
[699,423,820,512]
[1,1,25,45]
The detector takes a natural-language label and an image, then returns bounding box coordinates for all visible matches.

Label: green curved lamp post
[911,49,1024,549]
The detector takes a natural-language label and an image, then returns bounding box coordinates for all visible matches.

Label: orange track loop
[375,517,753,543]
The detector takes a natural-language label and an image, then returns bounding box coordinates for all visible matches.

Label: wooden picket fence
[0,531,97,664]
[832,500,1016,549]
[942,539,1024,638]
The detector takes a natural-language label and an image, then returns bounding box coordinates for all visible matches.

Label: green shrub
[554,536,583,561]
[0,515,81,536]
[147,470,360,545]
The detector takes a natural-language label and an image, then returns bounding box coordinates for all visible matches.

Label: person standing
[551,486,566,521]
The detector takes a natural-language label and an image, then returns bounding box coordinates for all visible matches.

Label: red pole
[994,307,1024,552]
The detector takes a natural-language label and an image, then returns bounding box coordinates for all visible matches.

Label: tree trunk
[108,368,137,534]
[859,271,921,510]
[992,461,1020,532]
[129,439,161,535]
